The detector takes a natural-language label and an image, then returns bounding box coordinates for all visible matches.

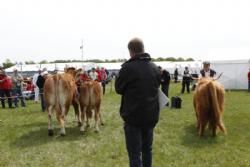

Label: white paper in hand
[158,89,169,110]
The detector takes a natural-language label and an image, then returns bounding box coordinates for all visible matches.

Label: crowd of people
[0,66,109,110]
[0,68,35,109]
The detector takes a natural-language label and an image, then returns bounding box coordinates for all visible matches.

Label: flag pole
[81,39,83,66]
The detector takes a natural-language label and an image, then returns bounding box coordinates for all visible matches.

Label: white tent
[211,59,250,90]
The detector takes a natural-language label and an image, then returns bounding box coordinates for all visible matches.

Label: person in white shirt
[32,69,41,103]
[89,68,98,81]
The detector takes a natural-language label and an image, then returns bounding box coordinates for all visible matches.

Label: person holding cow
[115,38,161,167]
[200,61,216,78]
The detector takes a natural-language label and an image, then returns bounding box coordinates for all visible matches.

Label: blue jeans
[124,123,154,167]
[12,88,25,107]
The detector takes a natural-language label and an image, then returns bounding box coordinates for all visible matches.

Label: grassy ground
[0,81,250,167]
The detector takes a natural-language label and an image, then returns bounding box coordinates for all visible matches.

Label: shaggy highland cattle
[193,78,226,137]
[44,67,81,136]
[78,80,103,133]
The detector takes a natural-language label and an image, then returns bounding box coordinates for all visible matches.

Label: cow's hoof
[101,123,104,126]
[78,121,82,127]
[86,124,90,128]
[48,129,54,136]
[94,129,99,133]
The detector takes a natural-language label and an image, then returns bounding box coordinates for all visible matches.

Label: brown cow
[78,80,103,132]
[193,78,226,137]
[44,67,81,136]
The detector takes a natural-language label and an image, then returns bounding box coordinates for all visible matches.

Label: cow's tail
[54,74,61,113]
[207,81,220,130]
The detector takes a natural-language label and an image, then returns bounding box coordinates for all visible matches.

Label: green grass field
[0,82,250,167]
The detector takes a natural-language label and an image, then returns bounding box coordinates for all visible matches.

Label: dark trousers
[124,123,154,167]
[161,84,169,97]
[248,81,250,92]
[12,88,25,107]
[174,76,178,83]
[181,80,190,93]
[0,89,12,108]
[39,88,46,112]
[102,81,106,95]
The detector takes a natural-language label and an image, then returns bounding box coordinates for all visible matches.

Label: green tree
[165,57,177,61]
[3,59,15,69]
[25,61,36,64]
[176,57,185,61]
[39,60,49,64]
[186,58,194,61]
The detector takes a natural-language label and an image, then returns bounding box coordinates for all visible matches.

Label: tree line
[1,57,194,69]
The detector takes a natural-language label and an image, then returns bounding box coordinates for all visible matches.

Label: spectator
[100,67,108,94]
[158,66,171,99]
[0,70,13,109]
[11,69,26,107]
[181,66,191,94]
[248,69,250,92]
[174,68,178,83]
[36,71,48,112]
[89,68,98,81]
[115,38,161,167]
[32,69,41,103]
[200,61,216,78]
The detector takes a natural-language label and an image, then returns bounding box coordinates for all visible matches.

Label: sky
[0,0,250,64]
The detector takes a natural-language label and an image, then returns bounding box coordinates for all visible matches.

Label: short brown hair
[128,38,144,54]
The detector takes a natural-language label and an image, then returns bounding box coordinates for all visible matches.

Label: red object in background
[0,75,12,90]
[248,71,250,81]
[26,82,35,91]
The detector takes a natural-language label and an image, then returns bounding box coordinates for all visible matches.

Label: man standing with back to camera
[115,38,161,167]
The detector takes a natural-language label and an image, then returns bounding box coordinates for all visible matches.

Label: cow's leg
[94,107,100,132]
[48,105,54,136]
[57,107,66,136]
[80,106,87,133]
[199,121,207,137]
[99,112,104,126]
[218,120,226,134]
[86,107,91,128]
[72,99,81,127]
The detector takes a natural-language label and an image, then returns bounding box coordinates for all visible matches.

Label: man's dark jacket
[115,53,161,127]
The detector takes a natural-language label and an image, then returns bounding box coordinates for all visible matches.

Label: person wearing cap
[248,69,250,92]
[0,70,13,108]
[36,71,49,112]
[11,68,26,107]
[200,61,216,78]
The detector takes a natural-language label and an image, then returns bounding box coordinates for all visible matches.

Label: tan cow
[193,78,226,137]
[78,80,103,132]
[44,67,81,136]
